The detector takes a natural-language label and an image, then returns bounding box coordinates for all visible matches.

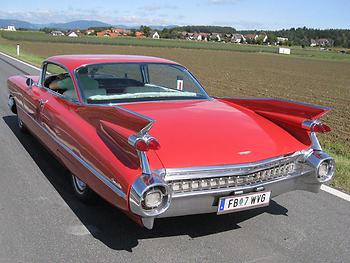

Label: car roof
[46,54,180,71]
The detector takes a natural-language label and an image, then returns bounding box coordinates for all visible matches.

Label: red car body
[7,55,335,229]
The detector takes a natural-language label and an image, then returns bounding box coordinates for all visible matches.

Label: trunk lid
[122,99,309,168]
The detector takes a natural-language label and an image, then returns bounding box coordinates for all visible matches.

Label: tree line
[167,26,350,48]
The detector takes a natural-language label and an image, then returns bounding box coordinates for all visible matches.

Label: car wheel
[18,116,29,133]
[71,174,95,203]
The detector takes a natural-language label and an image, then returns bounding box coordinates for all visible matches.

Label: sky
[0,0,349,30]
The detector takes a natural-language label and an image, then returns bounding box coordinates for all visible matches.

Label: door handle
[39,99,48,108]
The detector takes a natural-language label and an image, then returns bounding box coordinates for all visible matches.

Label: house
[186,33,195,40]
[112,28,131,36]
[67,31,79,37]
[50,31,64,36]
[4,25,16,31]
[277,37,288,43]
[209,33,221,42]
[178,31,188,39]
[259,34,268,43]
[192,33,202,41]
[310,39,317,47]
[244,34,258,41]
[317,38,333,47]
[200,33,209,41]
[135,31,144,37]
[152,31,160,39]
[96,30,118,37]
[85,29,95,35]
[231,34,245,43]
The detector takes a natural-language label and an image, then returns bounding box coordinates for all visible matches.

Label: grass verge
[0,40,43,67]
[0,42,348,193]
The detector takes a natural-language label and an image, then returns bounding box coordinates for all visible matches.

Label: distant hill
[0,19,37,29]
[0,19,176,30]
[0,19,111,30]
[45,20,112,30]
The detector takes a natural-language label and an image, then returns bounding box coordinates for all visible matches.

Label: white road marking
[321,184,350,202]
[2,51,349,203]
[0,51,41,71]
[66,224,99,236]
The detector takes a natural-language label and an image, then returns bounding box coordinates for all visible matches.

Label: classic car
[7,55,335,229]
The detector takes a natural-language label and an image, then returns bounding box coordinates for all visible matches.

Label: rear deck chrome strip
[156,151,307,181]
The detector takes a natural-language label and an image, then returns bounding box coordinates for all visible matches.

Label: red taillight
[134,138,161,151]
[135,140,149,151]
[311,123,331,133]
[147,138,161,150]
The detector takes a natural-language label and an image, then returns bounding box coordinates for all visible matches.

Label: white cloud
[212,19,263,30]
[208,0,242,4]
[114,16,170,26]
[0,9,117,24]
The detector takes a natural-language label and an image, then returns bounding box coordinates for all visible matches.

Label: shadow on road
[3,115,288,252]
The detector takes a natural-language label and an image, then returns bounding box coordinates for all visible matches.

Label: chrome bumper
[158,167,319,218]
[129,150,334,229]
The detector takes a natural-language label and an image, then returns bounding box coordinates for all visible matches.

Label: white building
[152,32,160,39]
[4,25,16,31]
[51,31,64,36]
[231,34,244,43]
[67,31,78,37]
[277,37,288,43]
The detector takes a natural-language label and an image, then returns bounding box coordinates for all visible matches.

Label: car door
[21,79,46,121]
[38,62,80,148]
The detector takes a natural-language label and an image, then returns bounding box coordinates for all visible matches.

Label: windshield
[75,63,209,104]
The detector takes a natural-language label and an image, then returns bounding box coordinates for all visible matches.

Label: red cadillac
[7,55,335,229]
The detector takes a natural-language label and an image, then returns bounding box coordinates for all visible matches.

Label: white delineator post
[16,44,20,56]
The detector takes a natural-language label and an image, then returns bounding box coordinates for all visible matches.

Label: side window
[43,63,78,101]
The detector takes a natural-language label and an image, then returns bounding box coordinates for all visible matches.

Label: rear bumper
[158,168,319,218]
[130,150,334,229]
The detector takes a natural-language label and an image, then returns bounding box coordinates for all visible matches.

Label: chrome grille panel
[166,157,299,194]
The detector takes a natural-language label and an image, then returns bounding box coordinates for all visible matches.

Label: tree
[140,25,151,37]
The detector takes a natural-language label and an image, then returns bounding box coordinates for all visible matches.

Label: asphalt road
[0,53,349,263]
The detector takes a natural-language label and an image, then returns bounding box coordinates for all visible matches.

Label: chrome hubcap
[73,176,87,192]
[18,118,23,128]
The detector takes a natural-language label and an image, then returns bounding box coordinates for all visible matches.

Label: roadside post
[16,44,20,56]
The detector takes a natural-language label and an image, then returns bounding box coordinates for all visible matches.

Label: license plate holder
[217,191,271,214]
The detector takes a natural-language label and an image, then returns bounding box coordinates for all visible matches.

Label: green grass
[0,40,349,193]
[321,139,350,192]
[0,40,43,67]
[2,31,350,63]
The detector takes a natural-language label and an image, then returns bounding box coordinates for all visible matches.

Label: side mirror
[26,78,34,87]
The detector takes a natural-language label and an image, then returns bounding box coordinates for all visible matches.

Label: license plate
[217,191,271,214]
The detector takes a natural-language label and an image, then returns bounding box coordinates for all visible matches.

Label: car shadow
[3,115,289,252]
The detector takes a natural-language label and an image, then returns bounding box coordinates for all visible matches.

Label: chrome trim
[302,120,323,150]
[159,152,306,181]
[302,119,318,130]
[155,150,333,219]
[138,151,152,175]
[310,132,322,151]
[8,95,16,113]
[129,173,172,217]
[16,104,126,199]
[141,217,155,230]
[168,163,312,198]
[306,151,335,183]
[167,161,299,196]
